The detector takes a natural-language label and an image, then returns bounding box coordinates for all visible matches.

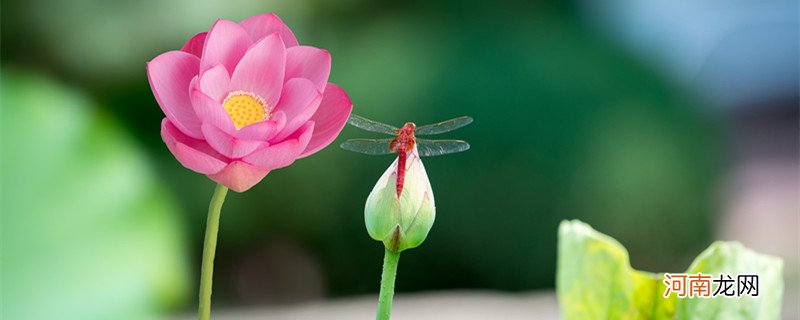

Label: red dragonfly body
[342,114,472,198]
[389,123,417,197]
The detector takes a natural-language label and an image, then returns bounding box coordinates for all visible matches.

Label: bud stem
[376,248,401,320]
[198,184,228,320]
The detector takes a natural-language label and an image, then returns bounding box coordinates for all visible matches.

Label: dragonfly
[341,114,472,197]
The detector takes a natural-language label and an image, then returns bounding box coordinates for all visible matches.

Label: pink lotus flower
[148,13,353,192]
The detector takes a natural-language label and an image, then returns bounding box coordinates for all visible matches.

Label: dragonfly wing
[416,139,470,157]
[340,138,396,155]
[414,116,473,135]
[347,114,399,135]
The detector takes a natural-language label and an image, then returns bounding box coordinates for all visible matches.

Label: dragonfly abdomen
[396,149,406,198]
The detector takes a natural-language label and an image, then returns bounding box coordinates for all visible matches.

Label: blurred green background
[2,0,797,319]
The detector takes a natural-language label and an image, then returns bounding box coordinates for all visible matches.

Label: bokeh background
[2,0,797,319]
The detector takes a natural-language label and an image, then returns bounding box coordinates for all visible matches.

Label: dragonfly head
[402,122,416,132]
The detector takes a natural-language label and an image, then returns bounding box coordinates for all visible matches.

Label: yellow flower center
[222,91,270,129]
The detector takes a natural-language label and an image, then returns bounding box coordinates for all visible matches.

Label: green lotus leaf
[677,242,783,320]
[557,220,782,320]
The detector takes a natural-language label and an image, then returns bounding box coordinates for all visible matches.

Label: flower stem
[198,184,228,320]
[376,248,401,320]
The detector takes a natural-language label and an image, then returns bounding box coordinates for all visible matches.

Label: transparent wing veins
[347,114,399,135]
[340,138,396,155]
[415,139,470,157]
[415,116,473,136]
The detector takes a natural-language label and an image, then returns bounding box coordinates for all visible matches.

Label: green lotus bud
[365,148,436,252]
